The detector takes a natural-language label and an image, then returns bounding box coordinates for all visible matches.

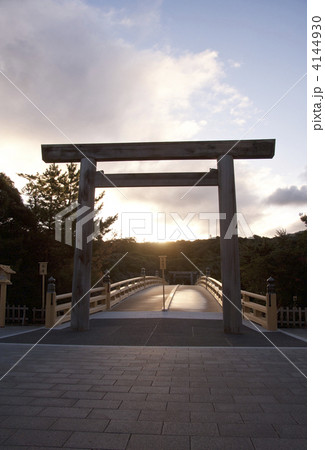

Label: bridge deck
[112,285,222,313]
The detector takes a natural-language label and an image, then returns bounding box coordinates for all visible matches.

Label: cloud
[0,0,282,240]
[0,0,255,146]
[298,167,307,183]
[266,185,307,205]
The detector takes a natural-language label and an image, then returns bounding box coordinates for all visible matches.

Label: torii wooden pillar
[42,139,275,332]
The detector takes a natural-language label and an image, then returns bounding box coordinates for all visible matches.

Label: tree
[19,163,116,239]
[300,214,307,227]
[0,173,43,306]
[16,164,117,297]
[274,228,287,238]
[19,163,79,233]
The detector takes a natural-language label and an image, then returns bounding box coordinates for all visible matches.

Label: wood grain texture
[42,139,275,162]
[217,155,242,334]
[95,170,218,187]
[71,157,96,331]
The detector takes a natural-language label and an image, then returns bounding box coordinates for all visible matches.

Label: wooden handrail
[196,276,277,331]
[45,276,165,328]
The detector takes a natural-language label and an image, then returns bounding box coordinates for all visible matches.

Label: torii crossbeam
[42,139,275,333]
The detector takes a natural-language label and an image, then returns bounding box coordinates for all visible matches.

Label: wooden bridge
[45,275,277,332]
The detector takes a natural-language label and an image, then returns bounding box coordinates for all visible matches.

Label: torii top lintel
[42,139,275,163]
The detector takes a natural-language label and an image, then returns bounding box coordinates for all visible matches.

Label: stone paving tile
[106,420,162,434]
[0,395,33,405]
[233,394,278,403]
[90,383,127,392]
[191,436,254,450]
[146,393,189,402]
[240,412,297,424]
[167,401,214,412]
[219,423,278,438]
[126,434,189,450]
[248,386,291,396]
[19,389,66,398]
[0,429,16,445]
[29,397,77,407]
[190,393,234,403]
[0,345,306,449]
[213,403,264,413]
[151,380,173,387]
[64,431,129,449]
[260,403,306,413]
[68,372,104,380]
[252,437,307,449]
[291,411,307,425]
[1,447,64,450]
[38,378,78,385]
[115,379,136,386]
[190,411,243,424]
[1,416,57,430]
[130,385,169,394]
[120,400,167,411]
[88,408,140,421]
[273,423,307,438]
[103,392,147,402]
[73,399,121,409]
[129,379,153,386]
[61,390,105,400]
[0,405,44,417]
[50,417,108,432]
[139,410,190,422]
[162,421,219,436]
[3,429,72,447]
[0,388,25,396]
[39,406,92,418]
[170,386,210,394]
[13,382,55,390]
[53,383,93,391]
[273,393,307,404]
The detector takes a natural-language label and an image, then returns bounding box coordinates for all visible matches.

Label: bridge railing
[45,275,164,328]
[197,276,277,331]
[196,276,223,307]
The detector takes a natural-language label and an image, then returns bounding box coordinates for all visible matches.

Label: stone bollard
[45,277,57,328]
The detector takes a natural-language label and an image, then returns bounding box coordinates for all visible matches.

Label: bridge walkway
[112,284,222,313]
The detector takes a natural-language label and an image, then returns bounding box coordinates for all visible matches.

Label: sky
[0,0,307,241]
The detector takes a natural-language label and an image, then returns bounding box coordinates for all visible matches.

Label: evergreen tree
[19,163,116,238]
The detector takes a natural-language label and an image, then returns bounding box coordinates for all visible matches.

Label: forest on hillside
[97,233,307,308]
[0,166,306,309]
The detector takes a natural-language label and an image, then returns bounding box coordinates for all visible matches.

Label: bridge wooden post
[71,157,96,331]
[217,155,242,333]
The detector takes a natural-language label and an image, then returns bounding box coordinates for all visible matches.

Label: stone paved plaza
[0,342,306,449]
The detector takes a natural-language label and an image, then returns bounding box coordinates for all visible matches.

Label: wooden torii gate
[42,139,275,333]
